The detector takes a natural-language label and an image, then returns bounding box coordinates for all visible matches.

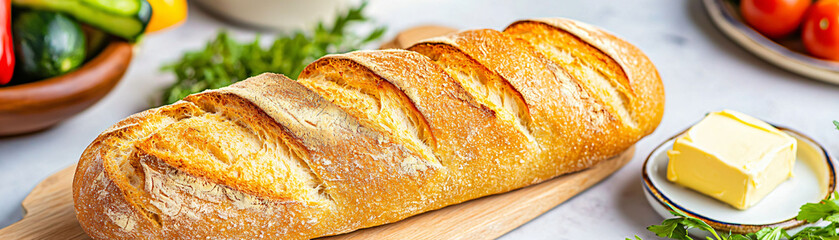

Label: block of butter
[666,110,797,210]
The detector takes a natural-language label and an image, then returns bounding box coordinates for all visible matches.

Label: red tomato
[741,0,811,38]
[802,0,839,61]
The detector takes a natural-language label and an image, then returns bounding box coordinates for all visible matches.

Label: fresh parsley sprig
[646,208,719,240]
[632,121,839,240]
[633,207,789,240]
[635,194,839,240]
[159,2,386,105]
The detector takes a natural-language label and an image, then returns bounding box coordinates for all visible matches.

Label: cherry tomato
[802,0,839,61]
[741,0,811,38]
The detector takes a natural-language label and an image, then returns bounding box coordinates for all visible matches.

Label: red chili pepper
[0,0,14,85]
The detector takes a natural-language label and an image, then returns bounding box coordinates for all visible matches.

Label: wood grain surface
[0,26,636,239]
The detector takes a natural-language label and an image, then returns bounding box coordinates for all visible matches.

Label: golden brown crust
[505,18,665,136]
[298,49,539,200]
[409,28,626,173]
[73,18,664,239]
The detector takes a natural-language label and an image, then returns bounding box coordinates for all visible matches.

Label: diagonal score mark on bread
[297,57,442,169]
[90,95,336,232]
[506,20,636,129]
[139,92,331,203]
[73,18,664,239]
[510,18,665,135]
[409,28,621,168]
[78,74,445,239]
[407,41,538,146]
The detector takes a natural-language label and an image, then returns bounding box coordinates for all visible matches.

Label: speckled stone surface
[1,0,837,239]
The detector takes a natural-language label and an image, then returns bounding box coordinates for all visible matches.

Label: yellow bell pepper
[145,0,187,32]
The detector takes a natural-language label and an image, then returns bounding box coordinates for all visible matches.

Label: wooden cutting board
[0,25,636,239]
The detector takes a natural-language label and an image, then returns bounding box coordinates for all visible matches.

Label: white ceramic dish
[642,126,836,234]
[702,0,839,85]
[196,0,361,30]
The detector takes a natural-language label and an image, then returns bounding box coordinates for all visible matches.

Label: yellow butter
[666,110,796,210]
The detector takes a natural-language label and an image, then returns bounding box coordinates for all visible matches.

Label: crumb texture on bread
[73,18,664,239]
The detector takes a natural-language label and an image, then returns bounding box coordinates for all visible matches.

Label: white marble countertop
[1,0,838,239]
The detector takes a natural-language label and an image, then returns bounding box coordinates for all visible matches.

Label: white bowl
[196,0,361,30]
[642,126,835,235]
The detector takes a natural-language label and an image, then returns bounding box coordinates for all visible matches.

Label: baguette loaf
[73,18,664,239]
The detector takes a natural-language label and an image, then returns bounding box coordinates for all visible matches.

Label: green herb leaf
[797,192,839,223]
[833,120,839,130]
[648,218,692,240]
[727,234,753,240]
[791,222,839,240]
[646,208,789,240]
[753,227,789,240]
[670,209,715,233]
[798,202,837,223]
[159,1,386,105]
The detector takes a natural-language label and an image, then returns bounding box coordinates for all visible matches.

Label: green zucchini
[12,0,151,41]
[13,10,86,80]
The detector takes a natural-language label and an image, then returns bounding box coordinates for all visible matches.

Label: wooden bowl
[0,40,132,136]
